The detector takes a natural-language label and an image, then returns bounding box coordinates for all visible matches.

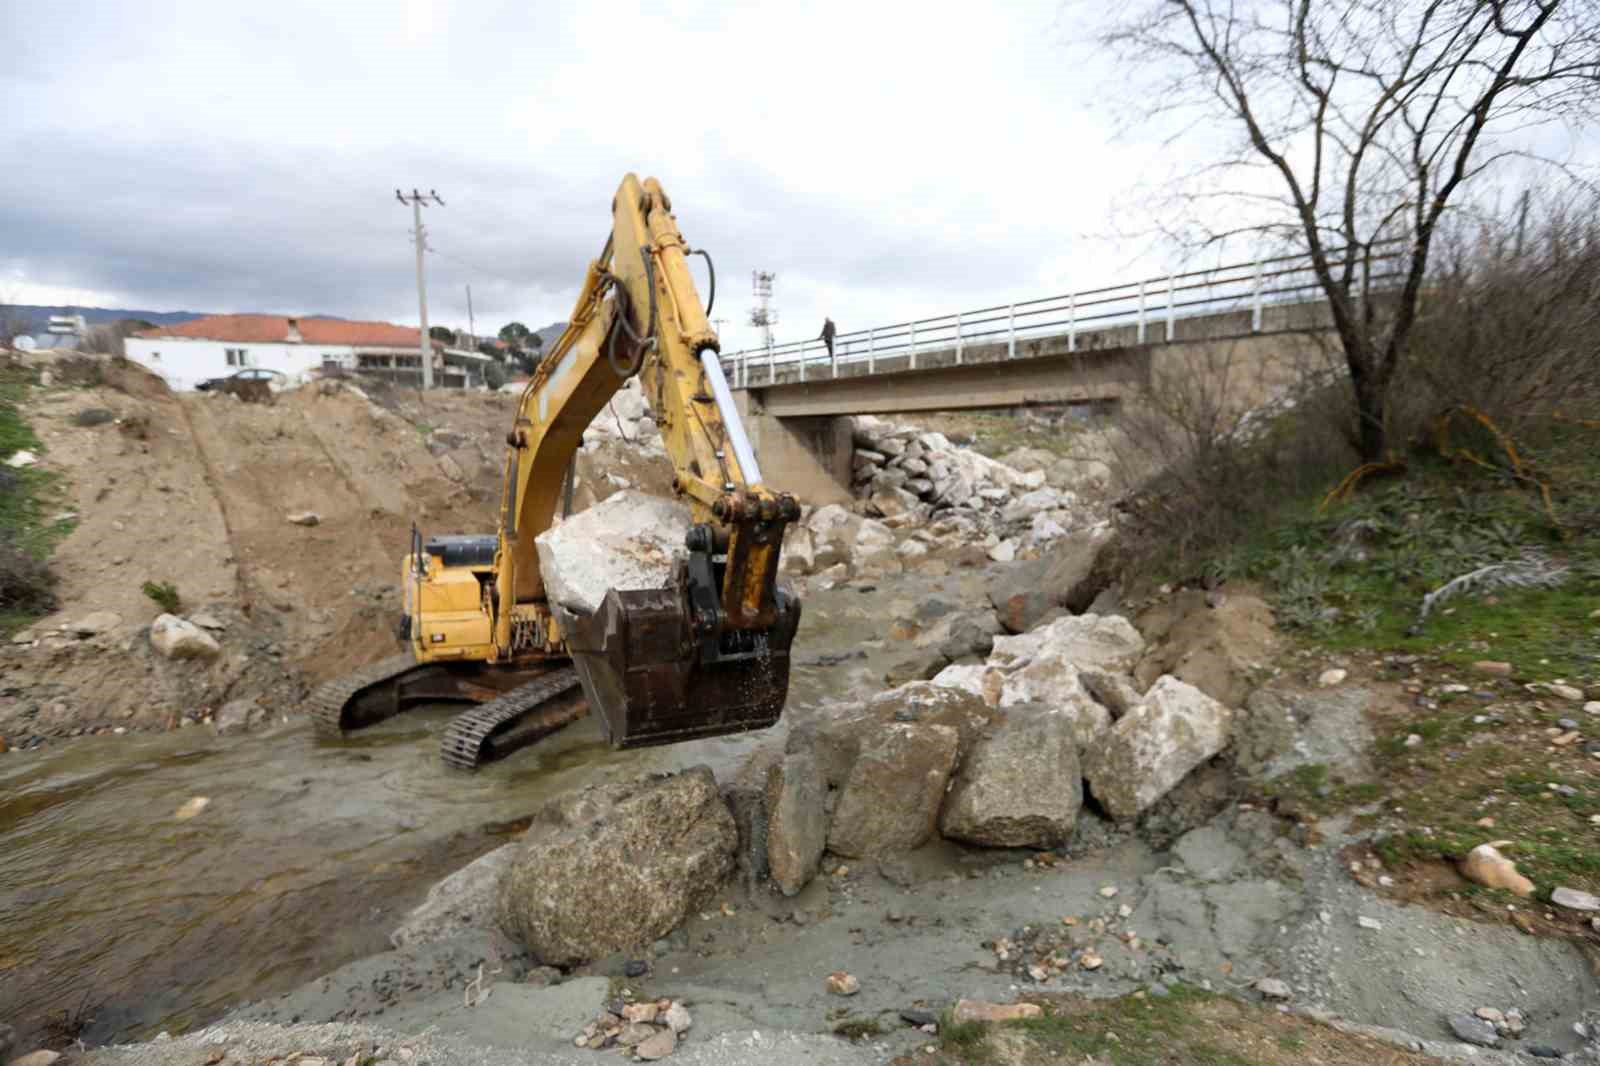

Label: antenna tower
[749,270,777,350]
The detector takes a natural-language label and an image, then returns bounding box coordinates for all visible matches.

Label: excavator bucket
[556,584,801,749]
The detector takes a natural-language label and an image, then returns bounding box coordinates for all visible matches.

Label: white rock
[1318,668,1347,687]
[1585,701,1600,715]
[929,663,1006,707]
[1001,488,1064,524]
[1552,886,1600,912]
[896,539,928,560]
[1255,978,1292,1000]
[1018,469,1047,491]
[1027,512,1068,547]
[664,1001,693,1034]
[990,613,1145,674]
[1356,916,1382,930]
[286,511,321,526]
[5,450,38,468]
[782,526,816,575]
[149,614,223,660]
[987,540,1016,564]
[1549,683,1586,701]
[535,491,690,613]
[853,517,895,557]
[805,503,854,538]
[1083,676,1232,820]
[174,796,210,820]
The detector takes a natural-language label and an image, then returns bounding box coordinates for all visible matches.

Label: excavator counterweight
[307,173,801,767]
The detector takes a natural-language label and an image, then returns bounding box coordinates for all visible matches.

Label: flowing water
[0,570,975,1048]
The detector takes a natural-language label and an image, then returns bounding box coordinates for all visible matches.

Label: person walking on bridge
[819,317,836,361]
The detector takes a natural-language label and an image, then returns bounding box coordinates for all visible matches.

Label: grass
[1,364,76,636]
[142,580,181,614]
[1218,444,1600,688]
[1181,427,1600,919]
[918,987,1438,1066]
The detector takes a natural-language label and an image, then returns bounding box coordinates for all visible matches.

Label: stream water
[0,571,971,1048]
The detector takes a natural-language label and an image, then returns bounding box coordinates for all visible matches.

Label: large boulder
[496,768,736,965]
[827,722,959,857]
[995,656,1112,753]
[535,491,690,613]
[987,531,1110,633]
[940,706,1083,848]
[788,682,1000,788]
[765,747,829,895]
[393,843,518,949]
[990,613,1144,674]
[149,614,222,661]
[1083,676,1233,821]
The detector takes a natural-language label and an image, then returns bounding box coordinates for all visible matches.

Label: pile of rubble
[746,613,1235,900]
[580,376,664,454]
[572,997,692,1060]
[853,417,1080,546]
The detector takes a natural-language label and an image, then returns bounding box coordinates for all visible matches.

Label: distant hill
[1,305,206,335]
[1,305,352,338]
[533,321,567,349]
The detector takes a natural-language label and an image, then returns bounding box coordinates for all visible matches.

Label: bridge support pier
[733,390,853,505]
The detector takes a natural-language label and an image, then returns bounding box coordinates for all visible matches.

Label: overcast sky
[3,1,1590,356]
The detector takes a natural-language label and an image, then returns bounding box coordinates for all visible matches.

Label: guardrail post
[1068,293,1076,353]
[767,339,775,384]
[1137,280,1147,344]
[799,341,807,382]
[1165,273,1175,342]
[830,336,838,378]
[868,327,876,373]
[1251,259,1263,332]
[1007,304,1015,359]
[955,312,963,364]
[909,321,917,369]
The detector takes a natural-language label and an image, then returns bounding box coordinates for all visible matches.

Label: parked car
[196,367,286,403]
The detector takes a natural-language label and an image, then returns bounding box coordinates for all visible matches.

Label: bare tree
[1099,0,1600,460]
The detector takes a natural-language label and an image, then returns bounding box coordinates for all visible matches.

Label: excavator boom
[495,174,802,748]
[309,173,800,764]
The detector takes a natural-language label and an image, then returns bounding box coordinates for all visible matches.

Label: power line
[424,244,529,289]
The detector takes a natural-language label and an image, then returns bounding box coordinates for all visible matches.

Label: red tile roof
[136,314,437,348]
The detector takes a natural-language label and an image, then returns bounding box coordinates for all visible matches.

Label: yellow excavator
[309,174,802,769]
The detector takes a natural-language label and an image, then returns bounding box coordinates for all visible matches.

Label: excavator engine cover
[557,585,800,749]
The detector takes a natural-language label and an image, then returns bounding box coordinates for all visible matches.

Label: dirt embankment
[1,365,671,745]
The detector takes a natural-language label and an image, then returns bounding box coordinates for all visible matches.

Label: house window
[225,347,249,367]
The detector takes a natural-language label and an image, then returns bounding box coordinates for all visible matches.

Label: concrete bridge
[725,247,1392,503]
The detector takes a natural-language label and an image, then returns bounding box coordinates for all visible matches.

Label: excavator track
[307,652,419,736]
[439,667,584,771]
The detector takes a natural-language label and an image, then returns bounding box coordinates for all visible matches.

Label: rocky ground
[8,355,1600,1066]
[47,569,1600,1066]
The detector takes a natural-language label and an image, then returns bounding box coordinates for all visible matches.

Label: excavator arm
[490,173,801,747]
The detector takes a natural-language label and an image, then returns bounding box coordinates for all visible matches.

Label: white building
[126,314,491,391]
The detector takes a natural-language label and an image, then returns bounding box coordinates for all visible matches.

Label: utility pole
[465,284,476,349]
[396,188,444,389]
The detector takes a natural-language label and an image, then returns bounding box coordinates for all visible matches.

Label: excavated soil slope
[2,366,672,741]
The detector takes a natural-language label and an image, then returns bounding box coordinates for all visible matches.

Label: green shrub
[142,580,181,613]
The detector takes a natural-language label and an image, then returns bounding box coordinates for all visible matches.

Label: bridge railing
[726,242,1406,389]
